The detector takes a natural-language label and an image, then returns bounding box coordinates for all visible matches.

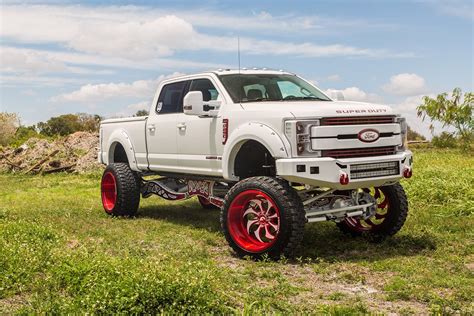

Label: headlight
[396,117,408,151]
[285,120,321,156]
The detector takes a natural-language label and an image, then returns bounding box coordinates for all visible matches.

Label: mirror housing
[183,91,205,116]
[183,91,220,116]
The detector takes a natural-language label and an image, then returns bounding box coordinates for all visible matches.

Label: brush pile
[0,132,103,174]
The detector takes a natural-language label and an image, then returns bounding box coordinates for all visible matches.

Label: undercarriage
[140,177,378,224]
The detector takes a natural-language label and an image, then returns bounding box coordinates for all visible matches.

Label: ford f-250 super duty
[99,69,413,258]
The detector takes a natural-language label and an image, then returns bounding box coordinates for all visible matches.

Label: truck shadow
[138,204,437,262]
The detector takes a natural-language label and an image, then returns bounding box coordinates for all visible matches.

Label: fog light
[339,172,349,185]
[403,168,412,178]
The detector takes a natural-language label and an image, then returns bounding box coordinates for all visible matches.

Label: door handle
[147,124,155,132]
[177,123,186,130]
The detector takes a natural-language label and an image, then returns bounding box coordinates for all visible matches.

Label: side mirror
[183,91,220,116]
[183,91,205,116]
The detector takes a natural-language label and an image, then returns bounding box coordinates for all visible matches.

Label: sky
[1,0,473,138]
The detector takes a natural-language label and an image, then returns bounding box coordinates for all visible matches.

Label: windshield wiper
[241,98,280,102]
[289,96,330,101]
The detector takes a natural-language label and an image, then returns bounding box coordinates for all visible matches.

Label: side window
[156,81,188,114]
[189,79,219,102]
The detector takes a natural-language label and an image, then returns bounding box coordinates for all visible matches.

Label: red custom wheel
[221,176,305,259]
[100,163,140,216]
[101,172,117,213]
[337,184,408,238]
[227,190,280,252]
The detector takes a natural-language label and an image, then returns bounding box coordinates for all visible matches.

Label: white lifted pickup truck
[99,69,413,258]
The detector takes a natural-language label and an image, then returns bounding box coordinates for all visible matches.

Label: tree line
[0,110,149,147]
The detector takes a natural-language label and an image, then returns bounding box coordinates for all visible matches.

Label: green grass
[0,148,473,314]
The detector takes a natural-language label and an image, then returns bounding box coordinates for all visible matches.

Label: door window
[189,79,219,102]
[156,81,188,114]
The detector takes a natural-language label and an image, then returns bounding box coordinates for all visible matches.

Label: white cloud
[325,87,382,103]
[326,74,341,81]
[1,5,414,61]
[127,101,150,111]
[0,46,116,75]
[391,94,435,138]
[429,0,474,20]
[383,73,428,96]
[51,72,183,102]
[112,101,150,118]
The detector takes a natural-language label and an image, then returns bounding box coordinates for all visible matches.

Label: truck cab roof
[161,68,295,84]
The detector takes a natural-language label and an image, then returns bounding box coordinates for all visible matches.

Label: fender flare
[106,129,140,172]
[222,122,290,180]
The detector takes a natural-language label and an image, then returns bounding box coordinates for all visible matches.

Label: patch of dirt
[0,132,103,174]
[0,294,31,313]
[210,245,430,315]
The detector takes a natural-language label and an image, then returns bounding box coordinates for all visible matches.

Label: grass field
[0,148,473,314]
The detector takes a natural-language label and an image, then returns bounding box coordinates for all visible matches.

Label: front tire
[337,183,408,239]
[221,176,305,259]
[101,163,141,216]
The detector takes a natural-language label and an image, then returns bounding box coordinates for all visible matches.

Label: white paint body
[99,70,412,189]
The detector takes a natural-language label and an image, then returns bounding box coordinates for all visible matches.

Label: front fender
[222,122,290,180]
[106,129,140,172]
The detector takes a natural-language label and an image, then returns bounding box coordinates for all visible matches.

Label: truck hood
[240,100,396,118]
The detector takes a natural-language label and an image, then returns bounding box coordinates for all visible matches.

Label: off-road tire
[221,176,306,259]
[101,163,141,216]
[337,183,408,239]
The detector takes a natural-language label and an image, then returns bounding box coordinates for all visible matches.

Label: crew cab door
[146,80,188,173]
[176,78,223,176]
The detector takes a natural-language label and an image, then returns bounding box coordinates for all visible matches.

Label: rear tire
[337,183,408,239]
[101,163,141,216]
[221,176,305,259]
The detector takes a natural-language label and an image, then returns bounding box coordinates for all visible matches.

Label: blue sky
[1,0,473,137]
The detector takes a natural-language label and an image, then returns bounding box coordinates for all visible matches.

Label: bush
[8,126,43,147]
[431,132,457,148]
[37,113,101,137]
[0,112,19,146]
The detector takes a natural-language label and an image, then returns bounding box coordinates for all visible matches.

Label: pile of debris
[0,132,103,174]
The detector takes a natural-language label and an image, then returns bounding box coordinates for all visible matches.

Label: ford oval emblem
[358,129,380,143]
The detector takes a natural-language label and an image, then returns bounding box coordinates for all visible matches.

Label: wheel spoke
[246,218,259,235]
[264,200,273,216]
[243,207,259,218]
[378,197,388,209]
[250,199,264,212]
[374,188,381,199]
[264,225,275,240]
[253,225,264,243]
[268,220,279,230]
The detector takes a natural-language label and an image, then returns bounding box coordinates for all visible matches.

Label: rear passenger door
[146,80,189,173]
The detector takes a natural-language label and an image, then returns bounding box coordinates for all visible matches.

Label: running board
[141,179,224,208]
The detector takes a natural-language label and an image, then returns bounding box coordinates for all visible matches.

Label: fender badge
[358,128,380,143]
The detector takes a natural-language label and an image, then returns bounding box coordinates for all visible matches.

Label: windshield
[218,73,331,103]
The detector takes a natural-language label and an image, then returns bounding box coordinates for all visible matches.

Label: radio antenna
[238,36,241,73]
[237,36,242,103]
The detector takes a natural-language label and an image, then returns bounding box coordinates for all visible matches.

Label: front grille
[320,116,395,126]
[321,146,397,159]
[350,161,400,179]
